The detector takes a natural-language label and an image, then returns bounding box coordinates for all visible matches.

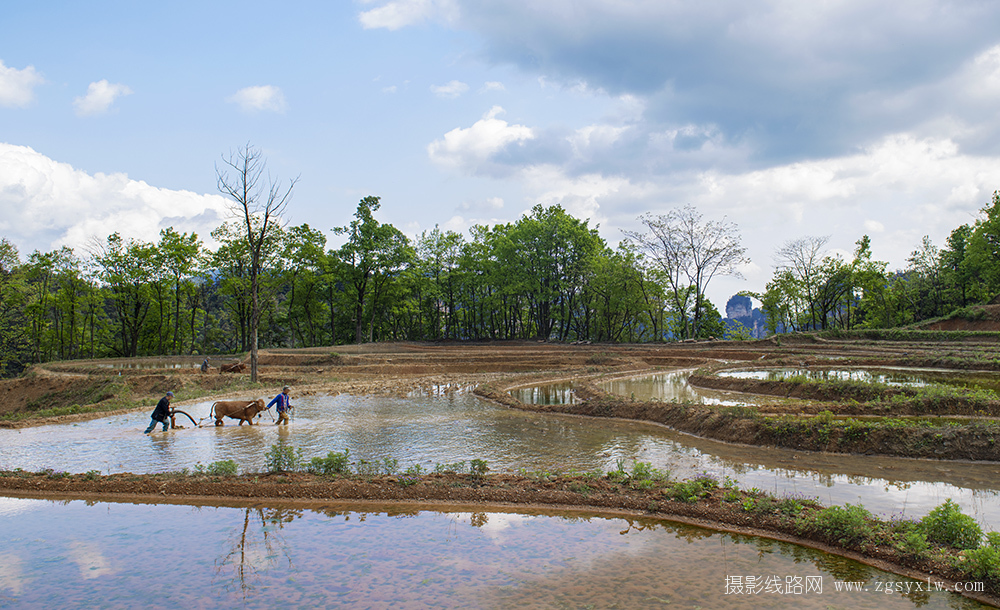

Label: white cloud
[479,81,505,93]
[0,142,229,254]
[864,220,885,233]
[0,552,24,595]
[458,196,504,211]
[0,60,44,107]
[382,85,398,94]
[73,80,132,116]
[358,0,458,30]
[67,541,115,579]
[428,106,534,172]
[431,80,469,98]
[226,85,287,113]
[521,164,644,224]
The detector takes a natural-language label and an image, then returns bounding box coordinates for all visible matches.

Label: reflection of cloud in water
[457,512,537,543]
[0,497,48,517]
[67,540,115,579]
[0,552,24,595]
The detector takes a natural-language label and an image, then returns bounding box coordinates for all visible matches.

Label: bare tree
[217,143,297,382]
[774,235,829,330]
[624,205,748,339]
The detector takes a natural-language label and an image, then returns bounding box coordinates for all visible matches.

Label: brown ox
[210,399,266,426]
[219,362,247,374]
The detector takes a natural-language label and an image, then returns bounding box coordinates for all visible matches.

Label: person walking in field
[268,386,292,425]
[144,391,173,433]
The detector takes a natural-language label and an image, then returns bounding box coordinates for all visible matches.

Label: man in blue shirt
[268,386,292,425]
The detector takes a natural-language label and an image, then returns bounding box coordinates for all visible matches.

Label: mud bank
[476,383,1000,461]
[689,373,1000,417]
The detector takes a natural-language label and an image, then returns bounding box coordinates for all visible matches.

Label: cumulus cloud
[364,1,1000,162]
[479,81,505,93]
[227,85,287,113]
[0,60,44,107]
[358,0,459,30]
[431,80,469,98]
[428,106,534,174]
[73,80,132,116]
[0,143,229,254]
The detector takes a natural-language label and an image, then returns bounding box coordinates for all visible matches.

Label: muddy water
[0,497,988,609]
[595,370,800,404]
[719,367,1000,393]
[1,392,999,529]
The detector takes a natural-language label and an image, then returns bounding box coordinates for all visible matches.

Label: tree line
[754,191,1000,333]
[0,198,743,377]
[4,177,998,377]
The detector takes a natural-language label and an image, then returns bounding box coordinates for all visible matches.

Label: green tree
[91,233,156,357]
[335,196,413,343]
[0,239,30,375]
[157,227,201,354]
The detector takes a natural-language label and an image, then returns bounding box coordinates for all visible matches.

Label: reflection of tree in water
[215,507,302,599]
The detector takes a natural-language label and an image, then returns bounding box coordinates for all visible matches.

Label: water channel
[0,497,989,609]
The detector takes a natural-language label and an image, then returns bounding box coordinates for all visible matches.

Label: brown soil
[1,470,997,607]
[923,304,1000,331]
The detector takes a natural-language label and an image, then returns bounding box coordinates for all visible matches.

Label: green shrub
[921,499,982,550]
[404,463,426,476]
[84,470,101,481]
[434,461,466,474]
[799,503,873,546]
[962,532,1000,582]
[630,461,668,484]
[896,530,930,557]
[265,442,304,473]
[206,460,238,476]
[723,489,742,503]
[380,457,399,475]
[355,459,380,477]
[470,459,489,478]
[307,449,351,475]
[665,475,718,503]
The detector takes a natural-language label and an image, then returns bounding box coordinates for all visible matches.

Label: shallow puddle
[0,497,989,609]
[1,393,999,530]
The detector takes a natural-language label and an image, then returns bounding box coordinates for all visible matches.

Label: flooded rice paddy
[1,391,999,530]
[718,367,1000,393]
[593,370,801,404]
[0,496,990,609]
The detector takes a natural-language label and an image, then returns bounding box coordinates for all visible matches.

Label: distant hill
[722,294,768,339]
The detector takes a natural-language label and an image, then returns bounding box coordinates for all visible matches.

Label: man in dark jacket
[144,391,173,433]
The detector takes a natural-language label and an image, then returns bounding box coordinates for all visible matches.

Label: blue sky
[4,0,1000,308]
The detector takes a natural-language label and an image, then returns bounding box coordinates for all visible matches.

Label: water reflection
[719,367,1000,394]
[0,497,989,609]
[509,381,577,405]
[595,370,799,405]
[1,393,999,528]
